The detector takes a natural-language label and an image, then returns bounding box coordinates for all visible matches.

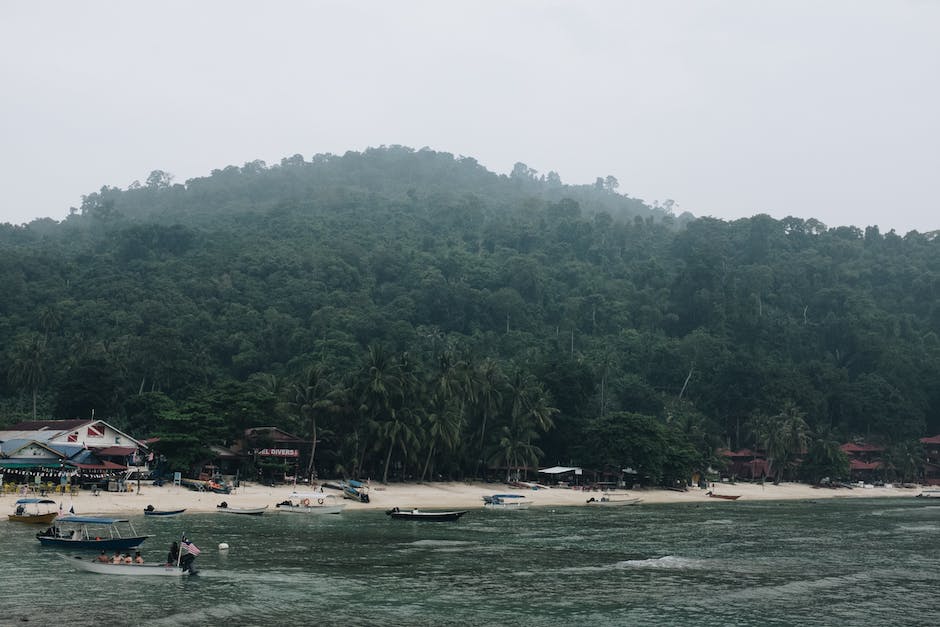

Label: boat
[60,554,197,576]
[216,501,267,515]
[385,507,467,521]
[143,505,186,517]
[585,494,642,506]
[343,479,370,503]
[482,494,530,509]
[276,492,346,515]
[9,498,60,524]
[706,492,741,500]
[36,516,150,550]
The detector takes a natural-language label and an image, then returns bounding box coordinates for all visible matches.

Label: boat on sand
[585,494,642,506]
[706,492,741,500]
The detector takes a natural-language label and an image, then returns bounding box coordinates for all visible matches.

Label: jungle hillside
[2,146,939,484]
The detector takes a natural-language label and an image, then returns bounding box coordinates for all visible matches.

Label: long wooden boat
[216,502,267,515]
[706,492,741,500]
[9,498,60,524]
[386,507,467,521]
[36,516,150,550]
[60,554,197,576]
[143,505,186,517]
[482,494,531,510]
[276,492,346,515]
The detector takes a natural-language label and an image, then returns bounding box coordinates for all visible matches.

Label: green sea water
[1,498,937,626]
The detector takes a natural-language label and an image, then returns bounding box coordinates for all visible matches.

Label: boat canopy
[15,498,58,505]
[55,516,129,525]
[538,466,582,475]
[488,494,526,499]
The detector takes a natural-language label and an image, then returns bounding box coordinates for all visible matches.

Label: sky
[2,1,938,233]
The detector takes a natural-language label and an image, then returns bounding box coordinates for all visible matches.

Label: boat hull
[585,497,642,506]
[38,536,149,550]
[8,512,59,524]
[483,502,530,510]
[61,555,193,576]
[707,494,741,500]
[276,504,345,515]
[216,506,267,515]
[386,509,467,521]
[143,509,186,517]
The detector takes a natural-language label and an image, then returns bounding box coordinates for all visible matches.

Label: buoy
[218,542,230,550]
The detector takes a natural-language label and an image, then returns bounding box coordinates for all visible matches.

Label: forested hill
[1,146,939,484]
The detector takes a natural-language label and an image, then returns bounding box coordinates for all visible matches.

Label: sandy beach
[4,480,925,516]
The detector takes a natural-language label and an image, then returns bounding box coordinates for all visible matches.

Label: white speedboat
[276,492,346,515]
[585,493,642,506]
[216,502,267,515]
[482,494,530,510]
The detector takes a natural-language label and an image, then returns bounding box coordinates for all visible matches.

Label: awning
[92,446,137,456]
[67,460,126,470]
[538,466,582,475]
[0,460,67,469]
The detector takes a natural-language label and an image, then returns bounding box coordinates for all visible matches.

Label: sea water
[0,498,937,626]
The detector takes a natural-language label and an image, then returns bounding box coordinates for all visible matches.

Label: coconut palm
[8,333,47,419]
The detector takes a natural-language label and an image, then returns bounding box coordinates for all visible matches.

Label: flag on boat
[182,539,201,556]
[69,505,75,514]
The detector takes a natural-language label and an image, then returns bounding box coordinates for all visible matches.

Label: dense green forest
[2,146,939,485]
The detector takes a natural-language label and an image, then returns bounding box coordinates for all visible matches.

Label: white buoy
[218,542,230,550]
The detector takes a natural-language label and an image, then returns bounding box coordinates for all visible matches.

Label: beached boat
[386,507,467,521]
[216,502,267,515]
[143,505,186,517]
[9,498,60,524]
[585,494,642,506]
[60,554,197,576]
[706,492,741,500]
[916,488,940,498]
[343,479,371,503]
[276,492,346,515]
[36,516,150,550]
[482,494,531,510]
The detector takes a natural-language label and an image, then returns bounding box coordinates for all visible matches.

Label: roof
[726,448,760,458]
[840,443,884,453]
[921,435,940,445]
[849,459,883,470]
[538,466,581,474]
[5,419,89,432]
[56,516,129,525]
[67,460,126,470]
[93,446,137,456]
[244,426,306,443]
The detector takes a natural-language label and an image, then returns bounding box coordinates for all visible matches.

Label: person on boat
[166,541,179,565]
[15,505,25,516]
[134,551,144,564]
[123,554,133,564]
[145,504,155,512]
[110,550,122,564]
[96,550,109,563]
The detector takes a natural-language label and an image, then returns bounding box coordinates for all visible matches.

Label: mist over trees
[1,146,938,483]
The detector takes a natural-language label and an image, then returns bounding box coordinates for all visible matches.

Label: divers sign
[254,448,300,458]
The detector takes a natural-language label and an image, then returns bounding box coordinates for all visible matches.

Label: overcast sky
[2,1,938,232]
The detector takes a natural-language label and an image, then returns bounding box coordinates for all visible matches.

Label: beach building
[0,419,149,492]
[839,442,884,483]
[237,427,310,483]
[920,435,940,485]
[721,448,770,481]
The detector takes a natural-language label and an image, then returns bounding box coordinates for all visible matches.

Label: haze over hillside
[1,146,937,484]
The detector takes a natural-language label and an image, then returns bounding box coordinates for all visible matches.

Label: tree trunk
[420,443,435,482]
[305,416,318,479]
[382,438,395,484]
[31,387,37,420]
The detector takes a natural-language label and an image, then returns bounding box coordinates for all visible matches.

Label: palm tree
[288,364,333,479]
[748,402,809,484]
[9,333,47,419]
[472,358,504,478]
[489,423,543,482]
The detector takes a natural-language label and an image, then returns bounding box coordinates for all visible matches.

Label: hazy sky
[2,1,938,232]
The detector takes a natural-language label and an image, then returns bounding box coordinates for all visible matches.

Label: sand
[6,479,925,516]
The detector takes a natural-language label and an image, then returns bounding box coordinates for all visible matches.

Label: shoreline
[4,480,927,516]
